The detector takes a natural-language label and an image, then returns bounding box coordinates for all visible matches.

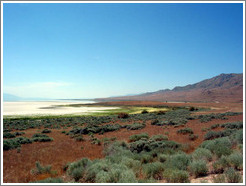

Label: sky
[3,3,244,99]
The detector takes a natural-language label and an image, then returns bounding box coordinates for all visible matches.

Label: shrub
[75,136,84,142]
[227,152,243,170]
[189,160,208,178]
[189,107,195,111]
[141,110,148,114]
[140,153,154,164]
[163,169,190,183]
[31,161,52,175]
[225,168,242,183]
[212,156,230,173]
[221,121,243,129]
[189,134,198,141]
[192,148,212,162]
[3,132,16,138]
[200,137,232,158]
[143,162,165,180]
[204,131,220,140]
[164,153,191,171]
[235,129,243,144]
[129,133,149,142]
[126,123,145,130]
[32,133,48,138]
[33,177,64,183]
[177,128,193,135]
[213,174,226,183]
[118,112,129,119]
[41,129,51,133]
[3,139,21,150]
[210,124,220,129]
[158,154,169,163]
[157,110,166,115]
[150,134,168,141]
[67,158,91,181]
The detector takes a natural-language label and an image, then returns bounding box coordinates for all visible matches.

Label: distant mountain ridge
[97,73,243,103]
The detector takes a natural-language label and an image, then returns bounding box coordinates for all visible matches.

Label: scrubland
[3,104,243,183]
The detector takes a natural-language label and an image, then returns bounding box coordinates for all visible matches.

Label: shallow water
[3,101,118,116]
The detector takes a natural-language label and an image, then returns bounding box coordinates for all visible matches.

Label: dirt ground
[93,101,243,113]
[3,113,243,183]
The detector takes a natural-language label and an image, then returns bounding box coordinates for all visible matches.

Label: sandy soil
[3,101,118,116]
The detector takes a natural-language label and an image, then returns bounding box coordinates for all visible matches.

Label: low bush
[189,160,208,178]
[67,158,91,182]
[164,153,191,171]
[141,110,149,114]
[118,112,129,119]
[227,152,243,170]
[221,121,243,129]
[126,123,145,130]
[33,177,63,183]
[158,154,169,163]
[200,137,232,158]
[212,156,230,174]
[192,148,212,162]
[75,136,84,142]
[41,129,51,133]
[225,168,242,183]
[177,128,193,135]
[163,169,190,183]
[213,174,226,183]
[142,162,165,179]
[150,134,168,141]
[129,133,149,142]
[210,124,220,129]
[189,134,198,141]
[31,161,52,175]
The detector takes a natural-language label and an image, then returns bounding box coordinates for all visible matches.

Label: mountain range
[97,73,243,103]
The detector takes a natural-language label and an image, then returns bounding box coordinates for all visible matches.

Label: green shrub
[33,177,64,183]
[32,133,48,138]
[129,133,149,142]
[225,168,242,183]
[213,174,226,183]
[227,152,243,170]
[177,128,193,135]
[210,124,220,129]
[189,134,198,141]
[118,112,129,119]
[3,139,21,150]
[235,129,243,144]
[212,156,230,173]
[67,158,91,181]
[143,162,165,179]
[189,160,208,178]
[150,134,168,141]
[42,129,51,133]
[192,148,212,162]
[140,153,154,164]
[164,153,191,171]
[200,137,232,158]
[75,136,84,142]
[3,132,16,138]
[126,123,145,130]
[141,110,148,114]
[158,154,169,163]
[163,169,190,183]
[31,161,52,175]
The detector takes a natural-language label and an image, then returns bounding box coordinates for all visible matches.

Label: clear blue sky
[3,3,243,99]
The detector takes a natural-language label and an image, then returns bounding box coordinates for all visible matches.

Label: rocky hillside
[97,73,243,103]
